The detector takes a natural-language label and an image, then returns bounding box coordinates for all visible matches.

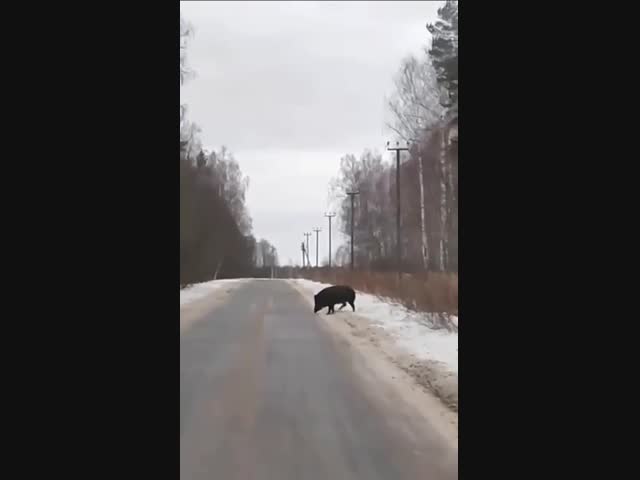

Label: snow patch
[291,278,458,374]
[180,279,247,307]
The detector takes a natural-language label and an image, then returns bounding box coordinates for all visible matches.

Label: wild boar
[313,285,356,314]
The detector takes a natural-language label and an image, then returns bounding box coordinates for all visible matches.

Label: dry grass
[295,268,458,317]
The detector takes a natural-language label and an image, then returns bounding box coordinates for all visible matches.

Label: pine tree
[196,150,207,169]
[427,1,458,119]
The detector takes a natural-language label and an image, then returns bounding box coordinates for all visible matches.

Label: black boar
[313,285,356,314]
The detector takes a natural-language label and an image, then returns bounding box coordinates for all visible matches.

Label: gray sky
[180,1,442,266]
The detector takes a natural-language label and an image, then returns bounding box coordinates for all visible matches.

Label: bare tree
[180,16,194,86]
[180,118,202,161]
[416,152,428,268]
[387,55,444,143]
[326,134,457,273]
[329,150,399,269]
[386,54,447,270]
[209,147,253,235]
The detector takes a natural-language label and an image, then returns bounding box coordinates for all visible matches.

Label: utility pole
[324,213,336,268]
[346,191,360,270]
[387,141,410,277]
[304,233,312,269]
[301,241,306,268]
[313,228,321,267]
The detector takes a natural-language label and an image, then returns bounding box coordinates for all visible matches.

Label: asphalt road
[180,279,457,480]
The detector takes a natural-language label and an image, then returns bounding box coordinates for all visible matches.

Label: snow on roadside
[290,278,458,374]
[180,279,247,308]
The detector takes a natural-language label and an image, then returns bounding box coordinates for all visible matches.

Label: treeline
[330,1,458,273]
[180,15,278,286]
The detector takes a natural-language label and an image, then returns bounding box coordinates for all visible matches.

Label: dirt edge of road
[288,280,458,447]
[339,312,458,413]
[180,281,246,333]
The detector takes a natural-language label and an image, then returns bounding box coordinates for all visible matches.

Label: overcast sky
[180,1,442,266]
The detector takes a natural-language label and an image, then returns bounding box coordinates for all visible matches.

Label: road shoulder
[288,279,458,448]
[180,279,248,333]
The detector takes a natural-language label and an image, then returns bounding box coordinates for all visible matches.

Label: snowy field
[289,278,458,375]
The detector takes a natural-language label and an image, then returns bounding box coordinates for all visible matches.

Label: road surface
[180,279,457,480]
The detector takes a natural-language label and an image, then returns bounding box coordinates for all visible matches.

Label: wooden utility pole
[324,213,336,267]
[387,141,410,277]
[313,228,321,267]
